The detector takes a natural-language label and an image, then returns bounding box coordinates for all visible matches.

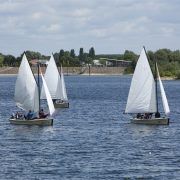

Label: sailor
[155,112,161,118]
[26,110,34,120]
[39,109,48,118]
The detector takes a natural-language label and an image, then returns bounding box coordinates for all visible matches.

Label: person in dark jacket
[26,110,34,120]
[39,109,48,118]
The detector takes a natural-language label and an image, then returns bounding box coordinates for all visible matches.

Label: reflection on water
[129,123,160,137]
[0,75,179,179]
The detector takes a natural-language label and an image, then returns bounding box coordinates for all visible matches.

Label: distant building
[38,59,49,65]
[103,58,132,67]
[30,59,49,66]
[92,60,104,67]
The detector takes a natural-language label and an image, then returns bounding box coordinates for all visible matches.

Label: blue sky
[0,0,180,56]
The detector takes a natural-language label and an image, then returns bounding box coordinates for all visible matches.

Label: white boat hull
[9,118,53,126]
[54,101,69,108]
[131,117,169,125]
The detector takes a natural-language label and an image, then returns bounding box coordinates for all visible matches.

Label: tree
[25,51,41,60]
[52,53,59,66]
[16,56,22,66]
[64,51,70,67]
[3,55,16,66]
[64,51,70,57]
[72,57,80,66]
[171,50,180,62]
[0,54,4,67]
[146,50,156,72]
[89,47,95,59]
[154,49,171,62]
[59,49,65,65]
[147,50,154,61]
[83,53,88,64]
[123,50,138,61]
[70,49,75,58]
[79,48,84,64]
[59,49,64,57]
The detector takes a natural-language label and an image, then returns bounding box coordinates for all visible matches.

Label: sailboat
[125,47,170,125]
[41,54,69,108]
[9,53,55,126]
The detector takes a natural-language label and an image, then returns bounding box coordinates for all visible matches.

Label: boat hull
[54,102,69,108]
[131,117,169,125]
[9,118,53,126]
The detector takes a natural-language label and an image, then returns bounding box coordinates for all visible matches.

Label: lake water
[0,75,179,179]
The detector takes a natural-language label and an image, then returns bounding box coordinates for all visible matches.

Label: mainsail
[125,48,157,113]
[156,64,170,115]
[14,54,39,112]
[41,54,62,99]
[60,65,68,101]
[40,72,55,115]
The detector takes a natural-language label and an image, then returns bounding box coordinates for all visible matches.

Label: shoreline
[0,73,177,80]
[0,67,177,80]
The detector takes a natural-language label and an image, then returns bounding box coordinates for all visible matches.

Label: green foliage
[89,47,95,59]
[98,59,106,66]
[3,55,16,66]
[83,53,92,64]
[155,49,171,62]
[0,54,4,67]
[124,50,138,61]
[124,48,180,78]
[70,49,75,58]
[176,71,180,79]
[79,48,84,63]
[96,54,124,60]
[59,49,64,57]
[0,48,179,78]
[124,66,134,74]
[25,51,41,60]
[59,49,65,65]
[122,50,138,74]
[172,50,180,62]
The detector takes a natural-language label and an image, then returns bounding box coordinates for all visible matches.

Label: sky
[0,0,180,56]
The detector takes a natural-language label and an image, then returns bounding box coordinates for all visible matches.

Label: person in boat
[11,113,15,119]
[15,111,23,119]
[149,113,153,119]
[55,99,64,104]
[26,110,35,120]
[144,113,153,119]
[39,109,49,119]
[136,113,142,119]
[15,112,19,119]
[144,113,149,119]
[155,111,161,118]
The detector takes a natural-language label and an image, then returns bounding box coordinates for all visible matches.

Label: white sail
[125,48,157,113]
[60,65,68,101]
[40,72,55,115]
[14,54,39,112]
[156,64,170,115]
[41,54,62,99]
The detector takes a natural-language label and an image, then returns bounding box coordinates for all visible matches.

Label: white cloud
[70,9,92,17]
[32,12,44,20]
[0,0,180,56]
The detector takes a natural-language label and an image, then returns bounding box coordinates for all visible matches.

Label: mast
[67,60,69,76]
[60,63,62,77]
[143,46,152,69]
[37,62,41,113]
[143,46,159,113]
[155,59,159,114]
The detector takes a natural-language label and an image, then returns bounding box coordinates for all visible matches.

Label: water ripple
[0,75,179,179]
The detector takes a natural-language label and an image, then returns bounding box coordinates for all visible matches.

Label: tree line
[123,49,180,78]
[0,47,95,67]
[0,47,179,78]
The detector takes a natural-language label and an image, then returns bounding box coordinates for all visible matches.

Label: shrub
[176,71,180,79]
